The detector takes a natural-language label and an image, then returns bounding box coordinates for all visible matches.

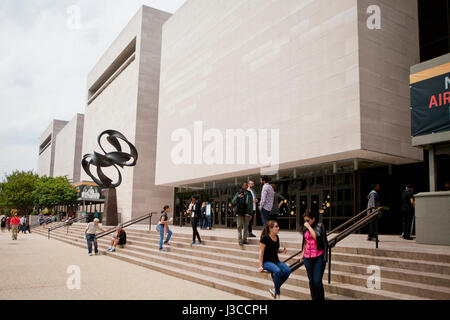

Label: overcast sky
[0,0,187,177]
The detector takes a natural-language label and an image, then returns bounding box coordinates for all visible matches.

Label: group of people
[0,214,32,240]
[178,175,327,300]
[231,176,286,245]
[255,175,328,300]
[258,211,328,300]
[79,176,430,300]
[84,218,127,256]
[366,182,418,241]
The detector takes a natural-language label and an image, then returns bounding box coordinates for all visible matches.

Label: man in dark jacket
[401,185,415,240]
[232,182,253,245]
[188,196,203,246]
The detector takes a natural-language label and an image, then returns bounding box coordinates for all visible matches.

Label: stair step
[46,227,450,277]
[332,252,450,275]
[34,228,446,300]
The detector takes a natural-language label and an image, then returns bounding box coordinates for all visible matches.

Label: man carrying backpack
[232,182,253,245]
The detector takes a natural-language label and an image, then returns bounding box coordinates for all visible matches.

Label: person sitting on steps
[258,220,291,299]
[106,225,127,252]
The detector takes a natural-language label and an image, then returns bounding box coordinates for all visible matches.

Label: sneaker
[89,253,92,256]
[248,234,256,238]
[110,248,116,252]
[239,241,244,245]
[269,288,276,299]
[243,241,249,245]
[163,242,170,246]
[95,252,99,256]
[159,248,167,252]
[190,242,195,246]
[198,241,205,246]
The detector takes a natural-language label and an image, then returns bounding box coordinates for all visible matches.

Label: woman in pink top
[298,211,328,301]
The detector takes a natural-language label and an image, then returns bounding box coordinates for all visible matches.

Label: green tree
[0,171,39,214]
[32,176,77,211]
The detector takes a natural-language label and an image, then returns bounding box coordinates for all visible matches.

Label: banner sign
[74,183,104,200]
[410,63,450,137]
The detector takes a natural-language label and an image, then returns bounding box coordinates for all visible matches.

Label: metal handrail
[327,207,388,247]
[96,212,155,239]
[48,216,86,239]
[327,207,372,235]
[48,216,86,232]
[30,216,56,229]
[277,206,388,278]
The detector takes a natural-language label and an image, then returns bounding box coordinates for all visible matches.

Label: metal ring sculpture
[82,130,138,189]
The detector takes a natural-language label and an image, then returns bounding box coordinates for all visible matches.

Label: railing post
[375,214,379,249]
[149,214,151,232]
[48,228,50,240]
[328,246,332,284]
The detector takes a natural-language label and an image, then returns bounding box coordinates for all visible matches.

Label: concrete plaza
[0,230,245,300]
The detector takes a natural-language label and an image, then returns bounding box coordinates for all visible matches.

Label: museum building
[38,0,450,232]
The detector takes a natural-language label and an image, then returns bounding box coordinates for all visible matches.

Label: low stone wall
[415,191,450,246]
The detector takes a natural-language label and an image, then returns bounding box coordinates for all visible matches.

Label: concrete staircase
[33,224,450,300]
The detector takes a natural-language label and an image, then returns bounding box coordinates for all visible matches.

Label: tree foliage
[0,171,39,214]
[32,176,77,209]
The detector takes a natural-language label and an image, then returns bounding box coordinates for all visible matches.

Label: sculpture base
[103,188,118,227]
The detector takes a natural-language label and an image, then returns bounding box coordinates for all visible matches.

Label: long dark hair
[161,205,169,214]
[302,211,318,232]
[260,220,277,238]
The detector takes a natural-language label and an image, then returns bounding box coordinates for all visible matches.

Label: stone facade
[53,114,84,183]
[155,0,422,187]
[38,119,68,177]
[81,6,173,223]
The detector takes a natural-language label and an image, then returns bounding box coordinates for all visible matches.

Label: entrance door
[297,190,330,228]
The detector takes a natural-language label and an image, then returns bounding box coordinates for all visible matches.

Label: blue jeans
[200,215,206,229]
[157,224,172,249]
[261,208,271,226]
[205,216,211,229]
[304,254,326,301]
[86,233,98,254]
[263,261,291,295]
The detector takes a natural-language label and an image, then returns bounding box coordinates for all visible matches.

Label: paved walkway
[0,231,245,300]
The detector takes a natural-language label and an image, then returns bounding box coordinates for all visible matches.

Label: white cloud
[0,0,187,176]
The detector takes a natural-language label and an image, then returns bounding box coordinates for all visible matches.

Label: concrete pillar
[333,162,338,174]
[415,192,450,245]
[429,147,436,192]
[353,159,359,171]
